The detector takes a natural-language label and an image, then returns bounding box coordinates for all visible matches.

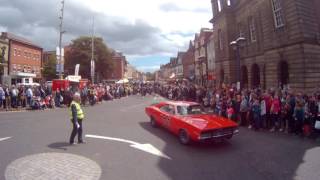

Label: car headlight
[233,128,239,134]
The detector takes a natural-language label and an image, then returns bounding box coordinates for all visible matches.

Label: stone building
[210,0,320,93]
[194,28,213,86]
[176,52,185,79]
[207,33,216,86]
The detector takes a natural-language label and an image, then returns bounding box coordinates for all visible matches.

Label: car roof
[164,101,199,106]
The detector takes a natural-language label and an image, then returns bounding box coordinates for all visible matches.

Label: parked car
[145,101,239,145]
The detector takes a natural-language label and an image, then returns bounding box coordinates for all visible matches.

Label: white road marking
[0,137,12,142]
[85,134,171,160]
[0,110,27,114]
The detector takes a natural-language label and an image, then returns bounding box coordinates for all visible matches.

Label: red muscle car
[145,101,239,145]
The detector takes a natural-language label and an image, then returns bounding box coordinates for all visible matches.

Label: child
[227,103,235,121]
[252,98,261,130]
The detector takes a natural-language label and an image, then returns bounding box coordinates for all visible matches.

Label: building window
[249,17,257,42]
[14,49,17,56]
[12,64,17,72]
[217,0,222,12]
[227,0,231,6]
[17,50,21,56]
[271,0,284,28]
[218,29,223,50]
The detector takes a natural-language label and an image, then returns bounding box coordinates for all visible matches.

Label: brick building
[182,41,195,80]
[1,32,43,85]
[210,0,320,92]
[0,37,9,84]
[107,50,127,81]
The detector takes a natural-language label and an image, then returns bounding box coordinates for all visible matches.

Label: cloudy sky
[0,0,212,72]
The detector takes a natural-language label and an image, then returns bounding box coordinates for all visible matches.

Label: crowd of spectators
[0,82,154,110]
[154,81,320,139]
[2,81,319,139]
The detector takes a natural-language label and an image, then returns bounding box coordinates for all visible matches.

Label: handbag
[315,120,320,130]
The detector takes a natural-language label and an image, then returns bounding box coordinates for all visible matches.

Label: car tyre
[150,117,157,128]
[179,129,191,145]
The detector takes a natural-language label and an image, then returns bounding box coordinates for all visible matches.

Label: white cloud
[75,0,212,51]
[0,0,213,72]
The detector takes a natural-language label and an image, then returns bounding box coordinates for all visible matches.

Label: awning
[66,75,82,82]
[11,72,37,78]
[116,78,129,84]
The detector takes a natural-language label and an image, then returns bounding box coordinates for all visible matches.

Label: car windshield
[177,105,205,115]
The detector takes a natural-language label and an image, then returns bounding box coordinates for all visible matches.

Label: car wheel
[150,117,157,128]
[179,129,191,145]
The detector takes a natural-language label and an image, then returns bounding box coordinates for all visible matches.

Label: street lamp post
[58,0,65,80]
[230,37,246,90]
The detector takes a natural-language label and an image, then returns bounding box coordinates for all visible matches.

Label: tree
[146,72,155,81]
[42,54,57,80]
[65,36,113,81]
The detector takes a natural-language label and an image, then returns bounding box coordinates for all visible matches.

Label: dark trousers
[240,112,247,126]
[294,119,303,135]
[254,114,261,129]
[69,119,83,143]
[11,96,17,108]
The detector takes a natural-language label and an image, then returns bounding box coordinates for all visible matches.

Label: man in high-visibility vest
[69,92,85,144]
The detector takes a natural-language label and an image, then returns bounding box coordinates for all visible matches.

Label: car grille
[200,127,235,139]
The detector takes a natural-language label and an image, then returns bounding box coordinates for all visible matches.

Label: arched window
[220,69,225,84]
[251,64,260,88]
[241,66,249,89]
[278,61,289,88]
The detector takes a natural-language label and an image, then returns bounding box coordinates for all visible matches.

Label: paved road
[0,95,319,180]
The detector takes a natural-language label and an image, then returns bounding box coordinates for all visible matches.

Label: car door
[159,104,175,130]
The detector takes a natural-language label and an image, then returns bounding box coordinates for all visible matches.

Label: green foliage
[146,72,155,81]
[42,54,56,80]
[65,36,113,80]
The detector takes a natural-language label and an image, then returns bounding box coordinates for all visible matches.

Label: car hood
[181,114,237,130]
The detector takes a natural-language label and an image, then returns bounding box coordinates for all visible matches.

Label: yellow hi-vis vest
[70,101,84,120]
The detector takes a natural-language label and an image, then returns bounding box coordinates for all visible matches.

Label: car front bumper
[198,128,239,141]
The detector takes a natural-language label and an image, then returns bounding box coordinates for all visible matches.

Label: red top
[271,98,280,114]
